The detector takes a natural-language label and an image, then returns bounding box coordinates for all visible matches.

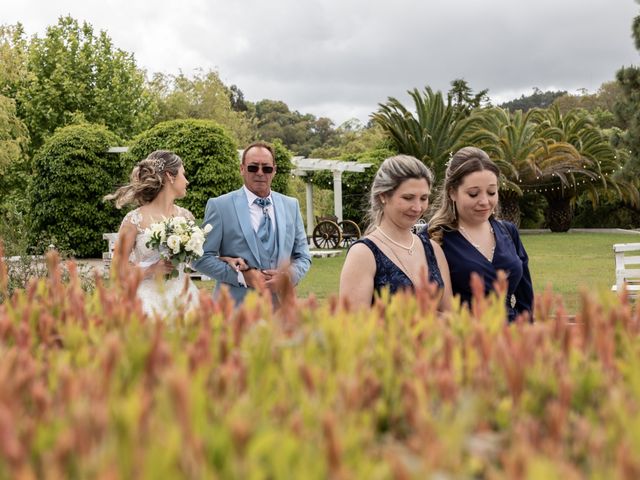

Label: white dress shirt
[243,186,275,233]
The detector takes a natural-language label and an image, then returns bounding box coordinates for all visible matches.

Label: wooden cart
[312,216,362,249]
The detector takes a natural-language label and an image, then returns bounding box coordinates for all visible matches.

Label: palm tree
[466,107,577,226]
[470,106,636,230]
[372,86,479,180]
[467,108,531,224]
[530,106,638,231]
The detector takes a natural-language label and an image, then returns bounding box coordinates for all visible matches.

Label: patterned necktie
[254,197,273,249]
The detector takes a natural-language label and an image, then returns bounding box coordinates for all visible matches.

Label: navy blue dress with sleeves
[353,232,444,301]
[441,218,533,322]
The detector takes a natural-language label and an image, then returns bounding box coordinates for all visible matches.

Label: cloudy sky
[3,0,639,125]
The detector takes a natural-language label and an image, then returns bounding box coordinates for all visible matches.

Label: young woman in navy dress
[339,155,452,310]
[428,147,534,322]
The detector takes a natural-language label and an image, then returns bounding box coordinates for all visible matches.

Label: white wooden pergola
[290,157,373,236]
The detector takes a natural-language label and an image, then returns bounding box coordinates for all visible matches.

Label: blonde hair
[428,146,500,244]
[104,150,183,208]
[365,155,434,234]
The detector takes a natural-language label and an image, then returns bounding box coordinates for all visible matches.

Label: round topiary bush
[125,120,239,219]
[28,123,124,257]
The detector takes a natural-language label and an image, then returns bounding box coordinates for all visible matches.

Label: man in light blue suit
[193,141,311,305]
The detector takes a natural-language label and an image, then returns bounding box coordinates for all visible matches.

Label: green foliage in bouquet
[27,123,124,257]
[125,119,239,219]
[1,254,640,478]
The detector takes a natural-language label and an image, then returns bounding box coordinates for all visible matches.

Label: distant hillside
[499,88,567,112]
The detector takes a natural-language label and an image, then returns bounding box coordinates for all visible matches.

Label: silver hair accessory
[444,158,452,171]
[154,158,166,173]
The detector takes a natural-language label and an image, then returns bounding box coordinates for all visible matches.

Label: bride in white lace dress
[105,150,201,319]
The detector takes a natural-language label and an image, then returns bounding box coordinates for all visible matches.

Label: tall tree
[0,24,28,99]
[228,84,248,112]
[309,120,387,158]
[372,86,478,180]
[0,95,28,178]
[18,16,155,149]
[553,81,624,129]
[448,78,490,117]
[0,23,29,174]
[615,2,640,172]
[0,24,31,215]
[148,70,254,145]
[253,99,337,156]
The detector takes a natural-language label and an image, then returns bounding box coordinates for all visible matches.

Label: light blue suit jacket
[192,187,311,304]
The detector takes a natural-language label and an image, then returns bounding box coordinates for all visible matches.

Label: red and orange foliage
[1,251,640,479]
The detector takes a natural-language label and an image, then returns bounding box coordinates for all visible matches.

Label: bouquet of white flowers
[144,216,212,278]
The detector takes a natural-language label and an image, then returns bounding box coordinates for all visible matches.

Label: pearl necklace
[375,234,417,285]
[375,227,416,255]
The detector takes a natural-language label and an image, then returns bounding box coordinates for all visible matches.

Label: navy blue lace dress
[352,232,444,301]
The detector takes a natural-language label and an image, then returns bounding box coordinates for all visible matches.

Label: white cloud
[2,0,638,124]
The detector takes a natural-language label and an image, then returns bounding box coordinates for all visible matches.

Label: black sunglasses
[246,164,275,174]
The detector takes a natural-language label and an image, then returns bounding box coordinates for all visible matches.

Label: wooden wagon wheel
[312,220,342,249]
[338,220,361,248]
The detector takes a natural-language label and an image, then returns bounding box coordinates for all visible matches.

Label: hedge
[271,139,294,196]
[27,123,124,257]
[125,119,240,219]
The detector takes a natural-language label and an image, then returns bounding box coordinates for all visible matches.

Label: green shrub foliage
[573,197,640,228]
[271,139,293,196]
[19,16,155,150]
[27,123,123,257]
[2,254,640,478]
[125,119,239,219]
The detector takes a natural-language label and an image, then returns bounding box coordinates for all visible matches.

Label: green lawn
[295,231,640,313]
[522,231,640,312]
[195,231,640,314]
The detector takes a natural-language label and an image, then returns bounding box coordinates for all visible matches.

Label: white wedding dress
[120,207,201,319]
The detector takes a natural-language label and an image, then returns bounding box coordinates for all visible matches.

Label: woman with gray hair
[339,155,452,310]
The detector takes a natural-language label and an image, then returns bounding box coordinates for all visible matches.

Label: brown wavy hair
[428,146,500,244]
[104,150,183,208]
